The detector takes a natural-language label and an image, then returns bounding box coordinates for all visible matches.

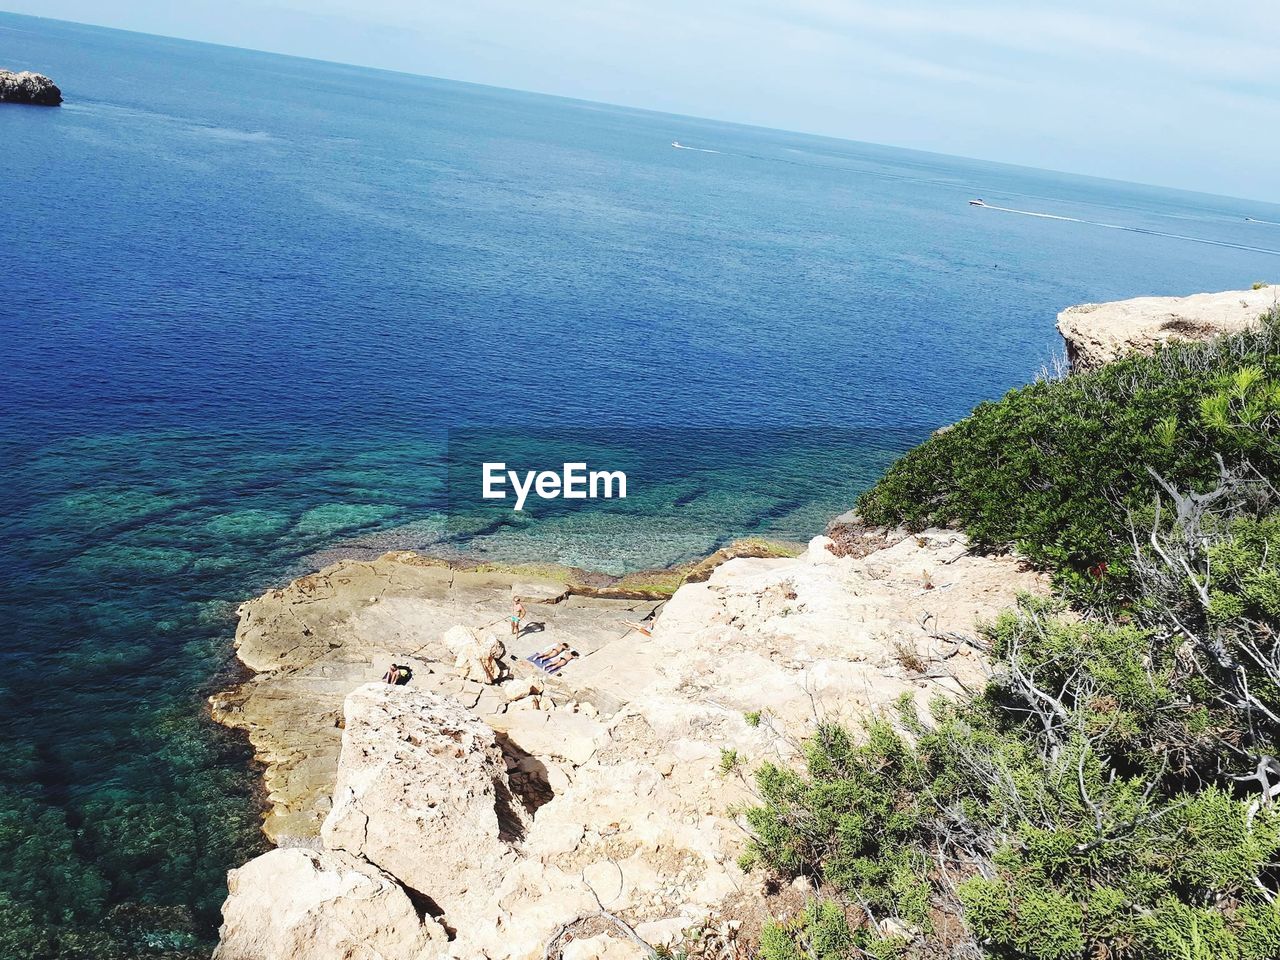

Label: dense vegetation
[856,313,1280,603]
[745,312,1280,959]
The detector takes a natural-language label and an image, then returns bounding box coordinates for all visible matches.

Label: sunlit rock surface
[0,69,61,105]
[213,532,1046,956]
[1058,287,1278,369]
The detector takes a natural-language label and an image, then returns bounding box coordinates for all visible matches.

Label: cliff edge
[1057,286,1277,369]
[210,284,1280,957]
[211,532,1044,958]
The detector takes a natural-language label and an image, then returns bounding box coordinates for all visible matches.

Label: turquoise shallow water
[4,11,1280,955]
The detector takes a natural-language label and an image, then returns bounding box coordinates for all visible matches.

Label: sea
[3,11,1279,955]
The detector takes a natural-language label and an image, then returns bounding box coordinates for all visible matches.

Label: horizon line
[4,9,1279,209]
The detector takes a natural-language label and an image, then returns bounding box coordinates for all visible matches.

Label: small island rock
[0,70,62,106]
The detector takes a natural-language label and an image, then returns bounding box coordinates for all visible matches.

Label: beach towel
[526,654,565,675]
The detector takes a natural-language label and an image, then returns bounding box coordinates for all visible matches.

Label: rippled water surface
[3,11,1280,953]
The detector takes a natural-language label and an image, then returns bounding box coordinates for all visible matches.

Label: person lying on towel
[541,650,579,672]
[531,642,569,663]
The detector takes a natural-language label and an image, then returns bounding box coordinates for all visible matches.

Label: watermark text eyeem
[482,462,627,511]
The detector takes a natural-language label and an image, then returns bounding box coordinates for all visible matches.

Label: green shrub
[746,722,932,929]
[856,310,1280,601]
[746,318,1280,959]
[758,899,894,960]
[1205,513,1280,625]
[957,878,1084,960]
[743,603,1280,959]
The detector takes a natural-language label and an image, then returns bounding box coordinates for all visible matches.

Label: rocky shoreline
[0,69,62,105]
[209,290,1266,958]
[210,532,1045,958]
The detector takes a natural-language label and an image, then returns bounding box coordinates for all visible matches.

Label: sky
[4,1,1278,201]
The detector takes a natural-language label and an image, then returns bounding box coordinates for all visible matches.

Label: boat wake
[671,140,721,154]
[975,202,1280,257]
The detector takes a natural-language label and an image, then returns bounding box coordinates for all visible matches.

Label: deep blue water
[3,11,1280,954]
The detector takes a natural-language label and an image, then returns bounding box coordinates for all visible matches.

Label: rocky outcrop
[0,70,62,106]
[321,685,520,920]
[213,848,446,960]
[210,557,661,840]
[1058,287,1278,369]
[214,531,1045,957]
[442,623,504,683]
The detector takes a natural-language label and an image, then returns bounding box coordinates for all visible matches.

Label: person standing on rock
[510,597,527,637]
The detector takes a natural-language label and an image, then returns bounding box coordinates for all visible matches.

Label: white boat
[969,198,986,206]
